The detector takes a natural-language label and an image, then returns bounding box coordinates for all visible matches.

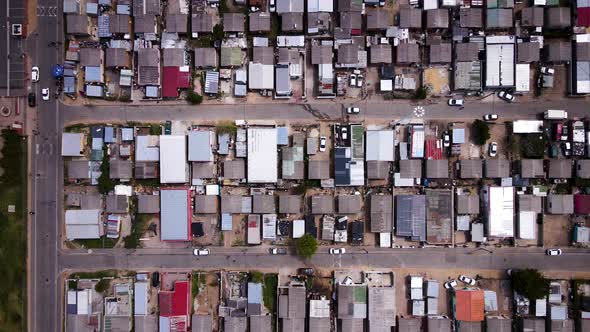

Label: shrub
[471,120,490,146]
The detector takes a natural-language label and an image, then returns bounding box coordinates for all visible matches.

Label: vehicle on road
[31,66,40,82]
[546,248,562,256]
[319,136,327,152]
[269,247,287,255]
[483,114,498,121]
[341,126,348,140]
[329,247,346,255]
[489,142,498,157]
[347,106,360,114]
[442,131,450,148]
[497,91,515,102]
[447,98,464,107]
[342,276,353,285]
[193,248,210,256]
[152,272,160,287]
[562,142,571,156]
[349,74,357,87]
[298,268,314,276]
[459,275,476,285]
[444,279,458,289]
[42,88,50,101]
[540,67,555,75]
[356,75,364,87]
[28,93,36,107]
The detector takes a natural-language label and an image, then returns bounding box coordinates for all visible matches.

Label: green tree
[250,271,264,283]
[0,129,24,186]
[94,279,110,293]
[512,269,550,300]
[212,24,224,41]
[295,234,318,259]
[471,119,491,145]
[186,91,203,104]
[414,86,427,100]
[97,145,115,194]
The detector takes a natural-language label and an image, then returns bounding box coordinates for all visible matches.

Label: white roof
[484,290,498,311]
[536,298,547,317]
[488,186,514,237]
[247,128,278,183]
[188,130,214,162]
[366,130,394,161]
[379,232,391,247]
[77,289,91,315]
[513,120,543,133]
[293,219,305,238]
[307,0,333,12]
[518,211,536,239]
[515,64,530,92]
[135,135,160,161]
[248,63,274,90]
[160,189,190,241]
[485,37,515,87]
[277,36,305,47]
[134,282,148,315]
[410,125,425,158]
[62,133,83,156]
[65,209,101,240]
[262,214,277,240]
[159,135,188,183]
[380,79,393,92]
[424,0,438,9]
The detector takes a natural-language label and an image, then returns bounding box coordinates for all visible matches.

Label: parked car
[562,142,572,156]
[269,247,287,255]
[497,90,515,102]
[298,268,314,276]
[341,126,348,140]
[164,121,172,135]
[152,272,160,287]
[540,67,555,75]
[483,114,498,121]
[442,131,450,148]
[346,106,360,114]
[41,88,50,101]
[329,248,346,255]
[489,142,498,157]
[269,0,276,11]
[379,0,385,5]
[349,74,357,87]
[193,248,210,256]
[459,275,476,285]
[444,279,458,289]
[448,98,464,106]
[356,74,364,87]
[546,248,562,256]
[334,124,340,140]
[554,123,563,141]
[28,92,36,107]
[561,124,569,141]
[250,6,260,12]
[31,66,40,82]
[549,144,559,158]
[319,136,327,152]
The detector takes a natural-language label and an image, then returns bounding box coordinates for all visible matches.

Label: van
[544,110,568,120]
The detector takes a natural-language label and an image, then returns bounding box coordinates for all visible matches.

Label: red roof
[455,289,484,322]
[162,67,191,98]
[425,137,443,160]
[574,194,590,215]
[578,7,590,27]
[159,280,190,317]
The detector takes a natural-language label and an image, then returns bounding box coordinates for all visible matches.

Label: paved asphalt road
[29,0,62,330]
[59,247,590,272]
[61,97,590,125]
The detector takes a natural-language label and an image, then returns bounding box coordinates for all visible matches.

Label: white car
[541,67,555,75]
[193,248,210,256]
[448,98,464,107]
[483,114,498,121]
[497,91,515,102]
[489,142,498,157]
[356,75,364,87]
[349,74,357,87]
[459,275,476,285]
[443,131,450,148]
[250,6,260,11]
[319,136,327,152]
[546,248,562,256]
[269,0,275,11]
[41,88,50,101]
[444,279,458,289]
[346,107,360,114]
[329,248,346,255]
[341,127,348,140]
[31,66,40,82]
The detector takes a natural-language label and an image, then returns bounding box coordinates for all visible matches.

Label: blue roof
[248,282,262,304]
[85,66,102,82]
[98,15,110,37]
[218,133,230,155]
[452,128,465,144]
[91,126,103,138]
[334,147,351,186]
[160,189,189,241]
[104,127,115,143]
[277,127,288,145]
[64,76,76,93]
[221,213,232,231]
[188,131,212,162]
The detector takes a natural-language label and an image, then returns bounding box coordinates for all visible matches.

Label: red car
[554,123,563,141]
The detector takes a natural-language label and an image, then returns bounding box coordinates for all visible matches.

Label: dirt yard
[543,214,572,247]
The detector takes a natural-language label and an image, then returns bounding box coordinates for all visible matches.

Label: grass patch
[191,272,202,315]
[64,124,85,133]
[149,124,162,136]
[215,121,237,136]
[68,280,78,290]
[263,274,278,330]
[0,129,27,332]
[74,237,117,249]
[123,214,150,249]
[250,271,263,283]
[69,270,117,279]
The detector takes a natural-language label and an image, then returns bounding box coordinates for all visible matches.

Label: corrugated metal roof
[395,195,426,241]
[160,189,190,241]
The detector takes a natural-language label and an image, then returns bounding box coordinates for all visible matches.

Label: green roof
[353,286,366,303]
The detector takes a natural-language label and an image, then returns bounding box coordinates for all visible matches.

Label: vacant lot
[543,215,572,247]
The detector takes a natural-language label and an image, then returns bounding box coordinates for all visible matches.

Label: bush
[414,86,427,100]
[212,23,224,40]
[94,279,110,293]
[215,121,237,136]
[295,234,318,259]
[471,120,490,146]
[186,91,203,105]
[520,134,546,158]
[250,271,264,283]
[512,269,550,300]
[97,146,115,194]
